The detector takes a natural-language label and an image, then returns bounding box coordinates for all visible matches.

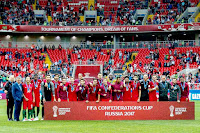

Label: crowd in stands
[0,0,199,26]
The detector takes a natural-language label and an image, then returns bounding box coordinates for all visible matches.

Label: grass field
[0,100,200,133]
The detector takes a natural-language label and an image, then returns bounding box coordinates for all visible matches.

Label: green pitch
[0,100,200,133]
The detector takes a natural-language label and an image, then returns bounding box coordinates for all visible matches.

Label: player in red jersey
[67,77,78,101]
[98,78,112,102]
[74,73,83,84]
[149,75,158,101]
[31,74,42,121]
[22,76,35,121]
[57,78,68,102]
[112,77,124,101]
[52,74,60,101]
[179,76,189,101]
[76,79,89,101]
[123,75,140,101]
[97,73,103,87]
[88,78,99,102]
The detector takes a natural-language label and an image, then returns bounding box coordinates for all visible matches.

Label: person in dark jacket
[12,76,23,121]
[170,78,181,102]
[4,75,15,121]
[158,75,171,101]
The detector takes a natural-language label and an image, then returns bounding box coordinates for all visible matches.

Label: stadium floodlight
[24,35,29,39]
[40,36,45,39]
[72,36,76,39]
[56,36,60,40]
[6,35,10,39]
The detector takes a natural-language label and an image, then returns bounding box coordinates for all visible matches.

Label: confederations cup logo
[53,106,58,117]
[169,105,175,117]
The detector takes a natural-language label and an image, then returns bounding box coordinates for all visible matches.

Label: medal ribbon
[33,80,38,88]
[26,83,30,92]
[161,81,166,89]
[81,86,84,93]
[47,82,51,90]
[144,80,148,89]
[116,94,120,100]
[98,80,102,86]
[71,84,74,92]
[104,85,108,93]
[125,83,129,91]
[55,82,58,88]
[133,81,137,90]
[93,86,96,93]
[181,82,185,91]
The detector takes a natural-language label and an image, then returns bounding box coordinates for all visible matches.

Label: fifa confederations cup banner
[44,102,195,120]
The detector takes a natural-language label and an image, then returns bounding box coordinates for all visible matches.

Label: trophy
[53,106,58,117]
[169,105,174,117]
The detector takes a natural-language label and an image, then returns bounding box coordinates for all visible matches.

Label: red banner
[0,25,15,32]
[13,23,200,33]
[0,23,199,33]
[75,66,100,82]
[44,102,195,120]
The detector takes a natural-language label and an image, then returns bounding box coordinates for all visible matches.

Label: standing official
[158,75,171,101]
[170,78,181,102]
[41,75,55,120]
[179,76,189,101]
[4,75,15,121]
[12,76,23,121]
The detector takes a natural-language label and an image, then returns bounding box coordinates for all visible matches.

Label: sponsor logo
[53,106,70,117]
[192,94,200,100]
[169,105,187,117]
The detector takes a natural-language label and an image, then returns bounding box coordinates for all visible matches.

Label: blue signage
[190,90,200,100]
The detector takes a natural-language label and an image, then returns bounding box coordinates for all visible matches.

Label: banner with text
[14,23,200,33]
[44,102,195,120]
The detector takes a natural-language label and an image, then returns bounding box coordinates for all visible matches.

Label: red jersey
[88,83,99,101]
[149,81,157,101]
[179,82,189,101]
[52,80,61,101]
[76,85,88,101]
[97,79,103,86]
[99,84,112,101]
[23,83,34,100]
[31,79,42,97]
[67,83,78,101]
[123,81,140,101]
[57,85,68,100]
